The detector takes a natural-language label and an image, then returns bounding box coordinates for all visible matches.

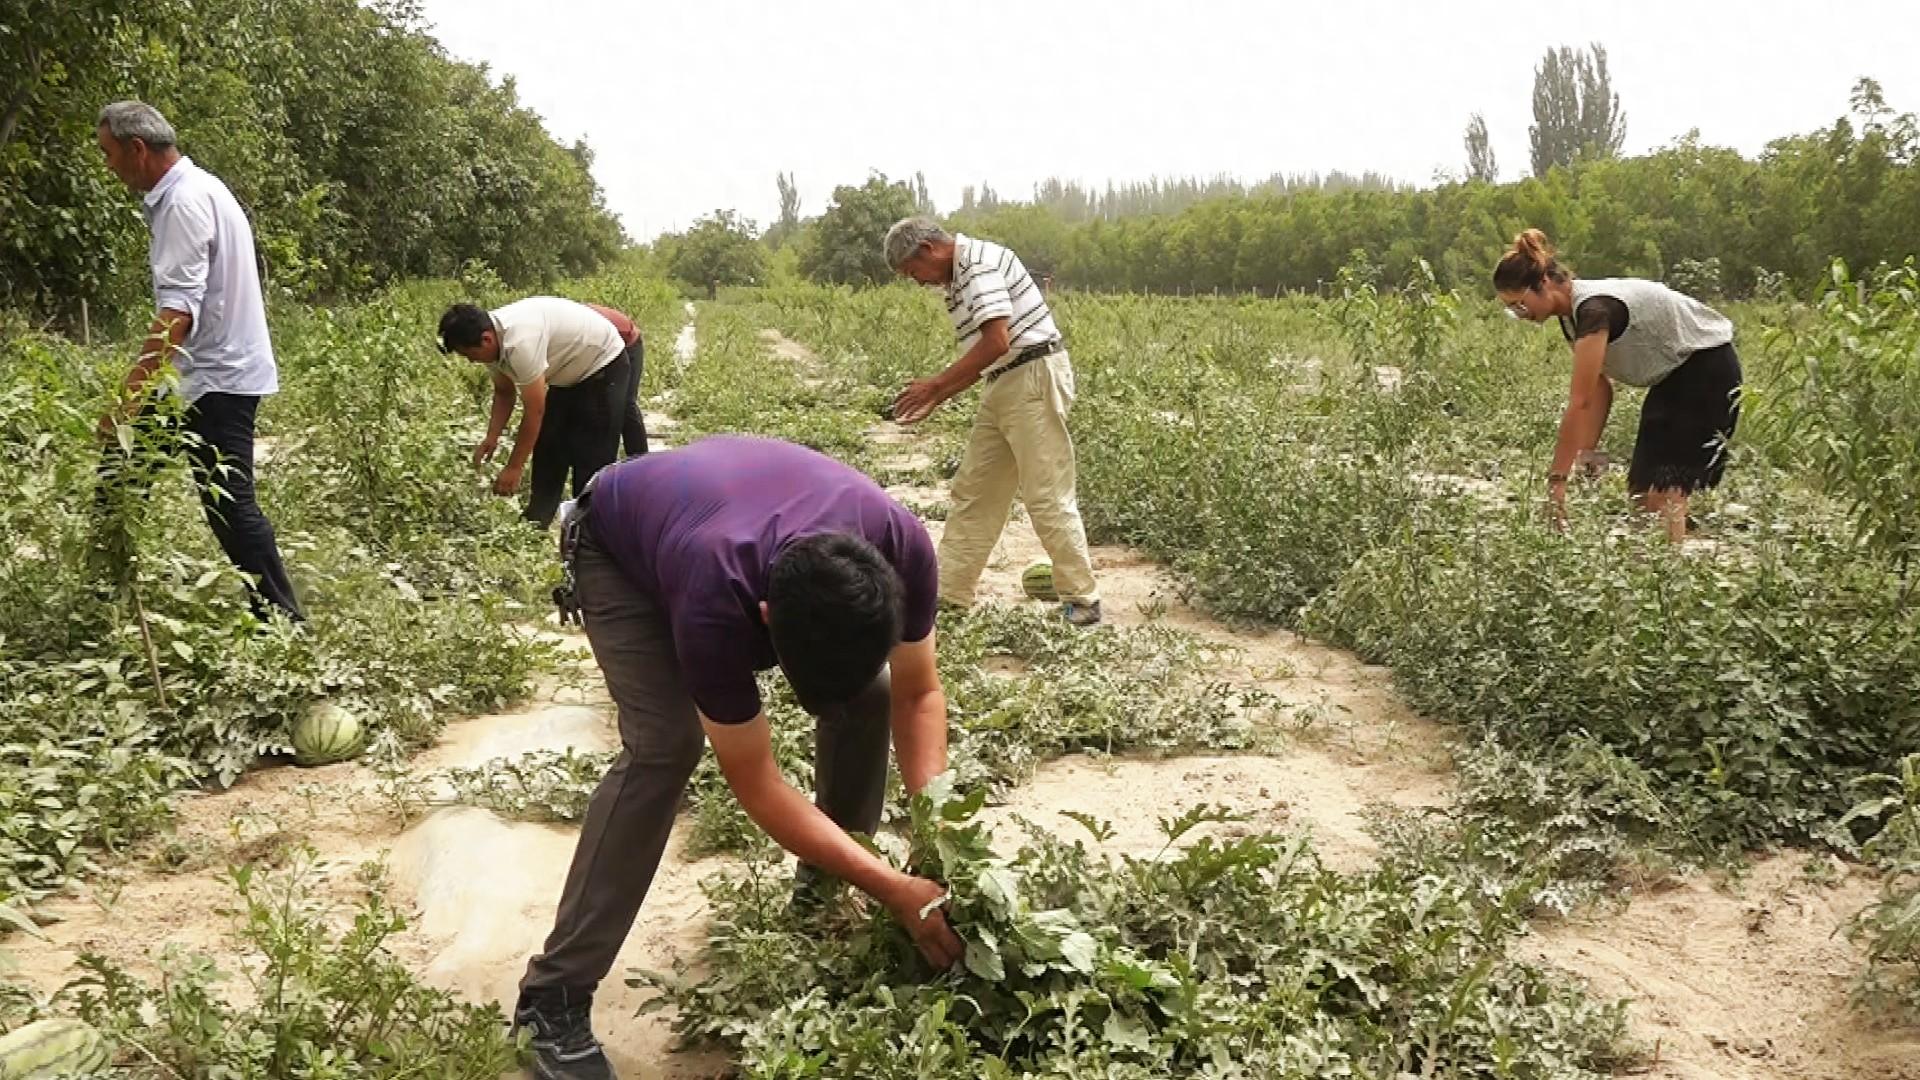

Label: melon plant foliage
[52,857,524,1078]
[633,777,1629,1079]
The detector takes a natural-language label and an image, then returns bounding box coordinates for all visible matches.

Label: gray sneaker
[514,988,616,1080]
[1061,600,1103,627]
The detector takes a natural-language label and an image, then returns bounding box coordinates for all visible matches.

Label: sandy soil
[757,328,1912,1080]
[1526,856,1920,1080]
[3,316,1903,1080]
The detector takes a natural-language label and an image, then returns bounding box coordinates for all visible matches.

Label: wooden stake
[129,582,170,713]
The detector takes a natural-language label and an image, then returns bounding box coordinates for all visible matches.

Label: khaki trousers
[938,352,1099,606]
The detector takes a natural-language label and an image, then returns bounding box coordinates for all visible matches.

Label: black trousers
[526,350,633,528]
[99,392,304,621]
[618,339,648,458]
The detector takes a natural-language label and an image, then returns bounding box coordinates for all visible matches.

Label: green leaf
[941,785,987,822]
[0,902,45,940]
[1062,810,1116,842]
[1103,1013,1153,1053]
[1059,931,1098,974]
[976,863,1018,918]
[964,937,1005,982]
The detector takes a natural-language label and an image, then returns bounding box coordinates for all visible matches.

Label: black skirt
[1627,341,1742,494]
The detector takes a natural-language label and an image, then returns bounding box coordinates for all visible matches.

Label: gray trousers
[520,526,893,994]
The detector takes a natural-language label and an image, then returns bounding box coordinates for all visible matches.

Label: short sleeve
[957,260,1014,335]
[496,324,549,386]
[894,514,939,643]
[1573,297,1627,342]
[151,195,215,320]
[672,605,765,724]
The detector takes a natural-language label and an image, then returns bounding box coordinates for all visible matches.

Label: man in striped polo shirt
[885,217,1101,626]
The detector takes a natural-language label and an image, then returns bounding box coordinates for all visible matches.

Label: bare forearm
[892,690,948,794]
[937,334,1009,394]
[738,781,908,903]
[1549,398,1606,477]
[506,397,543,470]
[485,388,515,442]
[120,353,165,408]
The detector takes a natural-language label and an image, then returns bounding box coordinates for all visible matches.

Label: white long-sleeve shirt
[143,156,278,402]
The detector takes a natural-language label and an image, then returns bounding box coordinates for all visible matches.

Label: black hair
[437,303,491,353]
[767,533,905,710]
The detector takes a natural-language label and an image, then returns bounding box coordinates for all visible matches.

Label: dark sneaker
[514,987,616,1080]
[1061,600,1102,627]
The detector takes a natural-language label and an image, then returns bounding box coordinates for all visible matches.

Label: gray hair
[98,101,177,149]
[883,216,949,270]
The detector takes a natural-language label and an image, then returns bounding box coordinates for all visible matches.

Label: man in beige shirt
[438,297,631,527]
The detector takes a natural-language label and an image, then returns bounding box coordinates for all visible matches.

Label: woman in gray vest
[1493,229,1741,540]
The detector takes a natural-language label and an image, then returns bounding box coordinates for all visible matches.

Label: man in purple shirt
[513,435,962,1080]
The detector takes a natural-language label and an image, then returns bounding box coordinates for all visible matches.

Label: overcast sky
[415,0,1919,241]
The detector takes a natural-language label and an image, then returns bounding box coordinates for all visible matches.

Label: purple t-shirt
[587,435,938,724]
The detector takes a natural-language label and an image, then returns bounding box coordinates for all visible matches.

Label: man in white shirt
[884,217,1101,626]
[437,297,632,527]
[95,100,303,621]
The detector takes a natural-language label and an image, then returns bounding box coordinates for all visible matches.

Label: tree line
[660,74,1911,301]
[1,0,623,323]
[958,171,1404,222]
[941,80,1914,298]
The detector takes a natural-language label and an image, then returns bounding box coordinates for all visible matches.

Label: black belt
[984,339,1063,382]
[573,353,627,389]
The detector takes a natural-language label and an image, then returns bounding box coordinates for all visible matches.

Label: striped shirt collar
[947,233,979,292]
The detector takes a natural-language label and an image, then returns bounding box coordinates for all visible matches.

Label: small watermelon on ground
[1022,562,1058,602]
[0,1017,109,1078]
[293,701,365,766]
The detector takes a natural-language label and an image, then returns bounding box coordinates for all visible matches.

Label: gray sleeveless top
[1566,278,1735,387]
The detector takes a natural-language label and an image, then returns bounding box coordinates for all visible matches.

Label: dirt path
[7,640,730,1079]
[757,327,1919,1080]
[8,306,728,1078]
[5,319,1908,1080]
[751,329,1455,868]
[1526,857,1920,1080]
[756,327,822,386]
[672,301,698,368]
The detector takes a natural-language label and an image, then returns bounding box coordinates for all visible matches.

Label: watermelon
[0,1017,109,1078]
[1021,562,1058,602]
[293,701,365,766]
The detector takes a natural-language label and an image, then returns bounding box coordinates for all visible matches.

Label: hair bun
[1514,228,1555,269]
